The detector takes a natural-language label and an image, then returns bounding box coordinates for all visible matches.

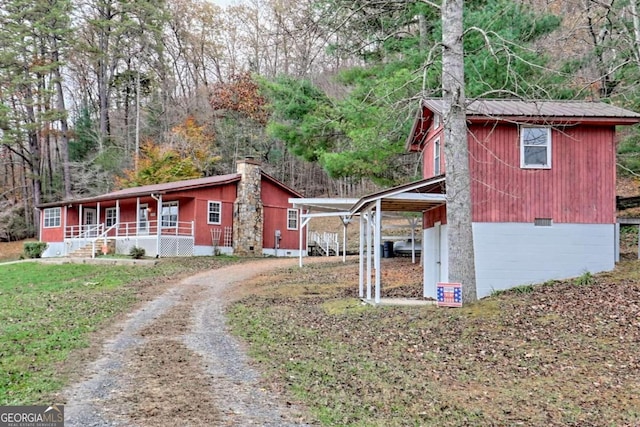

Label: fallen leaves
[228,258,640,426]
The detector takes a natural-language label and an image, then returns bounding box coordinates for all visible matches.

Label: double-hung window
[161,201,179,228]
[521,127,551,169]
[287,209,298,230]
[44,207,61,228]
[105,207,118,227]
[208,201,222,224]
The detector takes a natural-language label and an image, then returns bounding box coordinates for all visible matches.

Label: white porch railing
[64,220,195,257]
[309,231,339,257]
[65,220,194,239]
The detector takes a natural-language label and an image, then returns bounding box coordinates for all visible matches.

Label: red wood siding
[469,124,616,224]
[183,185,237,246]
[421,123,617,225]
[420,129,444,178]
[261,179,302,249]
[424,205,447,228]
[40,207,66,243]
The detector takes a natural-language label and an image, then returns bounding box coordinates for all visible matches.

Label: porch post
[156,194,162,257]
[96,202,101,235]
[63,206,67,255]
[135,198,140,247]
[116,200,120,237]
[78,204,83,240]
[374,199,382,304]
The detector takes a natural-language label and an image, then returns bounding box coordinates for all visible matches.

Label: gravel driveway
[61,258,313,427]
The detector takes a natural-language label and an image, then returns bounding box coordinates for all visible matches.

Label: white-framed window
[287,209,298,230]
[161,201,179,228]
[521,127,551,169]
[434,138,441,175]
[105,207,118,227]
[208,201,222,224]
[433,114,441,129]
[44,207,61,228]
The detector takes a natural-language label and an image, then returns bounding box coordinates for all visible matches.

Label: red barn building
[406,98,640,298]
[37,159,304,258]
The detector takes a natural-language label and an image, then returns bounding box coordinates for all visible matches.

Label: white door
[434,221,442,284]
[138,204,149,235]
[84,208,98,237]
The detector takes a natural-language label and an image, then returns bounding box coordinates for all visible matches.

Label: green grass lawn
[227,259,640,427]
[0,257,241,405]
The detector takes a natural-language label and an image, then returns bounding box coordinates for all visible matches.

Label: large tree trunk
[441,0,477,302]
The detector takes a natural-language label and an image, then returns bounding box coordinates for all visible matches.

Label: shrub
[23,242,48,258]
[129,246,146,259]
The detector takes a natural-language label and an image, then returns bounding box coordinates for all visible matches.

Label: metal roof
[38,171,303,208]
[350,176,446,214]
[289,198,359,216]
[422,98,640,122]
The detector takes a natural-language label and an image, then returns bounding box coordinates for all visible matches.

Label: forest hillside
[2,0,640,240]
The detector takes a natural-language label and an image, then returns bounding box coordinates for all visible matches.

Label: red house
[406,98,640,298]
[37,159,304,258]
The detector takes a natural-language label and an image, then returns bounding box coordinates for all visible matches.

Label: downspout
[151,193,162,257]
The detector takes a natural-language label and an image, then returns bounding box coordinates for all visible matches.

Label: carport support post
[341,216,350,263]
[299,216,312,267]
[366,209,372,301]
[410,217,419,264]
[358,214,364,298]
[374,199,381,304]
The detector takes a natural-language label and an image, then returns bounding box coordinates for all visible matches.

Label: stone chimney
[233,158,263,256]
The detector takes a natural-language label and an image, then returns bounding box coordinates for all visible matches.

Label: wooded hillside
[2,0,640,240]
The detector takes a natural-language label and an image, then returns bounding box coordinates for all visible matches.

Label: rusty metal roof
[422,98,640,122]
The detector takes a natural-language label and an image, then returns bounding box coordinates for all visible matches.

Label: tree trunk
[52,45,73,199]
[441,0,477,302]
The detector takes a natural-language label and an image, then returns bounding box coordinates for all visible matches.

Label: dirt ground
[57,257,336,427]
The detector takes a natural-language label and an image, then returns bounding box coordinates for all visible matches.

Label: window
[521,127,551,168]
[161,201,178,228]
[434,138,441,175]
[287,209,298,230]
[433,114,441,129]
[105,207,118,227]
[44,207,61,228]
[208,201,221,224]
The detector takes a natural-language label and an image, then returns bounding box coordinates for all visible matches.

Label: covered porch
[55,194,199,258]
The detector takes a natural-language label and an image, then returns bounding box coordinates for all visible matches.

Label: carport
[349,177,446,304]
[288,198,359,267]
[290,176,446,305]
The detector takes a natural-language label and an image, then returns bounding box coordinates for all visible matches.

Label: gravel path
[62,258,313,427]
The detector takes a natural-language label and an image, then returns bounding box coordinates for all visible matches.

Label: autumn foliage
[117,116,220,188]
[210,72,269,125]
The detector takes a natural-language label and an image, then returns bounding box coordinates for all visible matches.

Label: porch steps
[69,244,97,258]
[69,240,115,258]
